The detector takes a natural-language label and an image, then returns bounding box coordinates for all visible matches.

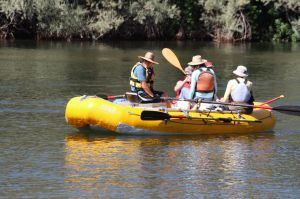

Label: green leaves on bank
[0,0,299,42]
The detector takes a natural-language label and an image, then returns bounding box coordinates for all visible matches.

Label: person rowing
[129,51,165,103]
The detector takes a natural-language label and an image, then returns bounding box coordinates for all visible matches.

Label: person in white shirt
[220,65,254,113]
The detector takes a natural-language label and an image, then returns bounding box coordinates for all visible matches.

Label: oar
[260,95,284,106]
[140,111,261,122]
[257,105,300,116]
[97,94,125,100]
[160,97,300,116]
[162,48,185,74]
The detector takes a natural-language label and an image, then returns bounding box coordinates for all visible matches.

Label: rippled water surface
[0,40,300,198]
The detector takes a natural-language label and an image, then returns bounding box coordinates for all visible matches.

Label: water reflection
[64,133,275,197]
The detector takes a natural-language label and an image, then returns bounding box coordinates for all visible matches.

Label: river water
[0,40,300,198]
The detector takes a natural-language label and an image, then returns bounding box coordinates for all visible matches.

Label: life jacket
[230,79,251,102]
[129,62,154,90]
[175,80,191,98]
[196,68,215,93]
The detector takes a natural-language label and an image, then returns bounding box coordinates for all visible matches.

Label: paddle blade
[273,105,300,116]
[162,48,185,74]
[141,111,171,120]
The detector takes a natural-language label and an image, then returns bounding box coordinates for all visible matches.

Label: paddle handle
[260,95,284,106]
[107,95,125,99]
[97,94,125,99]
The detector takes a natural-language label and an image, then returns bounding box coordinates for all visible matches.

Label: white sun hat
[233,65,248,77]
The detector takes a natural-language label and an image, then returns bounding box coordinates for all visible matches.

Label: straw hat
[138,52,159,64]
[188,55,207,66]
[233,65,248,77]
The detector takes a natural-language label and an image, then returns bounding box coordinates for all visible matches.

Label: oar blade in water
[273,105,300,116]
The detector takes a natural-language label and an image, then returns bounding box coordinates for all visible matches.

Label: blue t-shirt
[131,64,146,92]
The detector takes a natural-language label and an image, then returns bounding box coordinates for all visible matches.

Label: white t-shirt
[222,77,252,102]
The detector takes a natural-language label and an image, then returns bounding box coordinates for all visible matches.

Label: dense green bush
[0,0,299,42]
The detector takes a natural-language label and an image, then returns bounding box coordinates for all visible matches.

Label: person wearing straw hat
[129,51,164,102]
[187,55,218,105]
[220,65,254,113]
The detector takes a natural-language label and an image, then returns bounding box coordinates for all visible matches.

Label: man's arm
[221,80,233,102]
[134,65,154,97]
[174,76,190,92]
[141,81,154,97]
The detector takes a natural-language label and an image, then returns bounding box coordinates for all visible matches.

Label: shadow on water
[71,127,276,142]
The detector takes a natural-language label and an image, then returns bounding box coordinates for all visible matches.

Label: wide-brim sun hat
[233,65,248,77]
[138,52,159,64]
[188,55,207,66]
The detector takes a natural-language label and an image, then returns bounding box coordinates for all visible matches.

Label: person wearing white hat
[220,65,254,113]
[129,51,164,102]
[187,55,218,103]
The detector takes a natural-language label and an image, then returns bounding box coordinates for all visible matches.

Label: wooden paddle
[140,110,261,122]
[162,48,185,74]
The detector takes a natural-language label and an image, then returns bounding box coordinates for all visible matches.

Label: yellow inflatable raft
[65,96,276,135]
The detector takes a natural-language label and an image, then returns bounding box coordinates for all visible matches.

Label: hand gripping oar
[162,48,185,74]
[140,111,261,122]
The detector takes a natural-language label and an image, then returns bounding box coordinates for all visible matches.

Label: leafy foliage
[85,0,124,40]
[129,0,180,39]
[0,0,299,42]
[199,0,251,42]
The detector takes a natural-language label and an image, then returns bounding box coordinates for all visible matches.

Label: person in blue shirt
[187,55,218,109]
[129,52,163,102]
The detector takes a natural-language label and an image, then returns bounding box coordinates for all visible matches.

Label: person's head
[188,55,207,69]
[233,65,248,78]
[184,66,193,76]
[138,52,159,67]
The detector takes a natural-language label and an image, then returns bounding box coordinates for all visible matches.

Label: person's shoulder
[192,69,201,75]
[135,64,144,69]
[135,64,145,72]
[228,79,236,84]
[176,80,183,86]
[247,80,253,86]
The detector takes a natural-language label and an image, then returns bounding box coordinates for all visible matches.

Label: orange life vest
[196,68,215,93]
